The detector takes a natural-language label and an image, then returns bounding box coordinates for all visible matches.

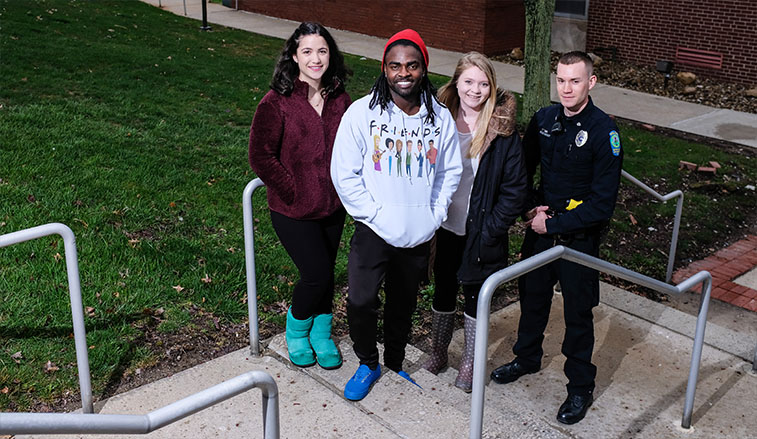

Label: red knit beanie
[381,29,429,70]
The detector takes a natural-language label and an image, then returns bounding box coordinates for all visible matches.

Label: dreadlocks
[369,41,439,125]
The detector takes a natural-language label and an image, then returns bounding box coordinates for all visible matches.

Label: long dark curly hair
[369,40,438,125]
[270,22,351,97]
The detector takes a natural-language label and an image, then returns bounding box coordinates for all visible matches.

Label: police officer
[489,51,623,425]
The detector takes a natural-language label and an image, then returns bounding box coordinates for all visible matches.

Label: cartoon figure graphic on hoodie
[405,139,413,176]
[416,140,425,177]
[395,139,403,177]
[386,138,395,175]
[331,29,462,402]
[372,135,385,172]
[426,139,437,176]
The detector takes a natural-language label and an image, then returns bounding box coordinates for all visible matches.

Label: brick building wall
[235,0,525,57]
[586,0,757,85]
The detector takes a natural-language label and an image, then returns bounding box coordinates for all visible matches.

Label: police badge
[575,130,588,148]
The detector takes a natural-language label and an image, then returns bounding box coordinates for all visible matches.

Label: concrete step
[16,281,756,438]
[267,334,569,439]
[425,283,757,439]
[17,351,399,439]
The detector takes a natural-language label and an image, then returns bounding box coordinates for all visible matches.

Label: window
[555,0,589,19]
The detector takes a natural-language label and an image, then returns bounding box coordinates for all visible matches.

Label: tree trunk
[522,0,555,124]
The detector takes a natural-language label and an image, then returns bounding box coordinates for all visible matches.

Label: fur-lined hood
[483,89,517,148]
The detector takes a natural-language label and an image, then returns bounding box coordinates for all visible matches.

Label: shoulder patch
[609,130,621,156]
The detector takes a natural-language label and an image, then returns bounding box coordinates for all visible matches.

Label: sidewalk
[19,283,756,439]
[145,0,757,148]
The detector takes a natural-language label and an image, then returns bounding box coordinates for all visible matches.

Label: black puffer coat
[457,91,527,285]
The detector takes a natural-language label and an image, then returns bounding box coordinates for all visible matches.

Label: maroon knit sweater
[248,79,351,219]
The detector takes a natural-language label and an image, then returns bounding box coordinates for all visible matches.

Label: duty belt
[552,231,587,245]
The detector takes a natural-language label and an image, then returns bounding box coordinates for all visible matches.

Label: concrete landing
[18,282,756,438]
[446,283,757,439]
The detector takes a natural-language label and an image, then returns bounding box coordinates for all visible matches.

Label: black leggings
[270,208,346,320]
[432,228,482,317]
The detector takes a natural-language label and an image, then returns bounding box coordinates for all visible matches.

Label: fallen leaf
[201,274,212,284]
[53,252,62,262]
[1,387,8,394]
[169,201,176,208]
[274,300,288,314]
[85,306,95,317]
[44,361,60,373]
[128,238,140,247]
[11,351,23,363]
[172,285,185,293]
[629,214,638,226]
[226,247,235,253]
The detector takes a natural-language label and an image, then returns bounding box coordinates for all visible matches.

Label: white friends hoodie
[331,94,462,248]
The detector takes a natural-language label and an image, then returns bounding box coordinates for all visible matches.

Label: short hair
[558,51,594,76]
[270,22,351,97]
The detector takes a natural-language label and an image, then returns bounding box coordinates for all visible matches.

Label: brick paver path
[672,235,757,312]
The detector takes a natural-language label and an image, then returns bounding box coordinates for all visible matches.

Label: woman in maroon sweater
[249,22,351,369]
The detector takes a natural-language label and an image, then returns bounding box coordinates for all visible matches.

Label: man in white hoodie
[331,29,462,401]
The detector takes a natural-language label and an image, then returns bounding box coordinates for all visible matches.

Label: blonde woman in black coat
[422,52,527,391]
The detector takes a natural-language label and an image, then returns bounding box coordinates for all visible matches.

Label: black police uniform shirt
[523,97,623,235]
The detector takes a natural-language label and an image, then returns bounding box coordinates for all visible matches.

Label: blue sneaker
[344,364,381,401]
[397,370,423,390]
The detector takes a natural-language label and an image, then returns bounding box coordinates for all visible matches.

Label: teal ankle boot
[310,313,342,369]
[286,308,316,367]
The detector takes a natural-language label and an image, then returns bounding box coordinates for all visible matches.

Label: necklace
[309,91,324,106]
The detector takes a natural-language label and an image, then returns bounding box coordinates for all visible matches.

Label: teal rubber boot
[309,313,342,369]
[286,308,316,367]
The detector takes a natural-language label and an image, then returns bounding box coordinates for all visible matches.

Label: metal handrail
[0,223,94,413]
[469,245,712,438]
[621,169,684,283]
[243,178,266,355]
[0,370,280,438]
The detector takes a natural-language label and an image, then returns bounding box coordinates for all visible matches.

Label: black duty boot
[421,308,455,374]
[490,359,539,384]
[556,393,593,425]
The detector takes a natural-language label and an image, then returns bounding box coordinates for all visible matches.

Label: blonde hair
[438,52,499,158]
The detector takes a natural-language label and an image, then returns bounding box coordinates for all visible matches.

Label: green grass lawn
[1,0,755,411]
